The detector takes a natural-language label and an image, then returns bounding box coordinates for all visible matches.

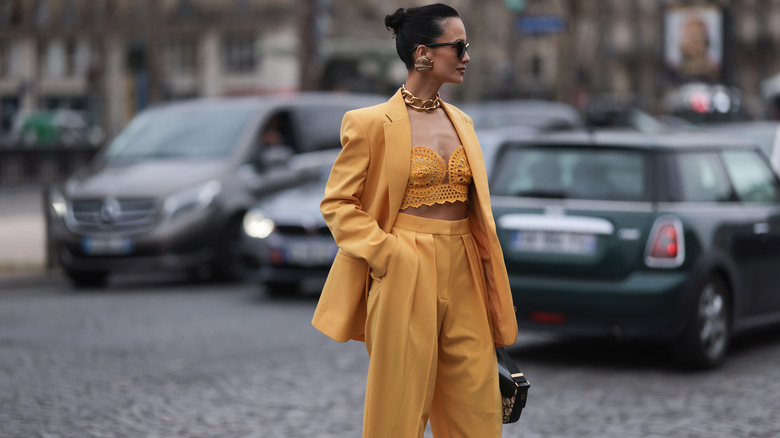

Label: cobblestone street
[1,274,780,438]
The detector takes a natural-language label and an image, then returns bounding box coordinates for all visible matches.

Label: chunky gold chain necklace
[401,84,442,112]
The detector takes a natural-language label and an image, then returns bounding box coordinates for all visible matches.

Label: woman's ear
[414,45,429,61]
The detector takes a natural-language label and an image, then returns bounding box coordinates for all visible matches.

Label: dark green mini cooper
[489,131,780,368]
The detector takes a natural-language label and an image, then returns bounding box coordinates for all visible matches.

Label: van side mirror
[258,145,294,169]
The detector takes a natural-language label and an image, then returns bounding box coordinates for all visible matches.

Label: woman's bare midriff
[400,201,468,221]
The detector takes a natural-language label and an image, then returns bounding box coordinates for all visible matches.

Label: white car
[699,121,780,175]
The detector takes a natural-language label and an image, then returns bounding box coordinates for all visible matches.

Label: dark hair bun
[384,8,406,35]
[385,3,459,70]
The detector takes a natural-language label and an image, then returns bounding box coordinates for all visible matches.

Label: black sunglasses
[412,41,469,60]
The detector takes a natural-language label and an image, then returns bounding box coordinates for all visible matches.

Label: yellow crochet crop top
[400,145,473,210]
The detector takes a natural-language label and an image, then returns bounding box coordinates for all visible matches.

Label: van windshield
[103,108,252,162]
[291,106,356,152]
[491,146,650,201]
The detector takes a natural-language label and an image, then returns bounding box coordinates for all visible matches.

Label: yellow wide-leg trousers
[364,213,502,438]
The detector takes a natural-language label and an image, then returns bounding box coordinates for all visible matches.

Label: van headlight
[50,189,68,217]
[243,209,275,239]
[163,180,221,220]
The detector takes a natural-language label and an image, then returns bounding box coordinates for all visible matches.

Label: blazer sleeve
[320,111,398,276]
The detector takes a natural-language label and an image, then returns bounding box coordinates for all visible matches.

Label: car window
[104,108,252,161]
[467,109,581,131]
[290,106,352,152]
[742,132,775,158]
[673,152,733,202]
[259,112,296,150]
[721,150,780,203]
[491,146,649,201]
[701,125,777,160]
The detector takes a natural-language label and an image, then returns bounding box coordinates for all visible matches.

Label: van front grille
[68,199,158,233]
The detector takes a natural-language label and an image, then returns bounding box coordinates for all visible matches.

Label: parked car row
[238,98,591,295]
[47,93,780,369]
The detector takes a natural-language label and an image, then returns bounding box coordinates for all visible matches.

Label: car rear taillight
[645,216,685,268]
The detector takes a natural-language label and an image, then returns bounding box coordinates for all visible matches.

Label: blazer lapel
[443,102,492,217]
[383,90,411,229]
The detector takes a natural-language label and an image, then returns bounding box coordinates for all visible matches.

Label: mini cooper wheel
[673,275,730,369]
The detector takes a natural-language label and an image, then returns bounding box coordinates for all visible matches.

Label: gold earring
[414,56,434,72]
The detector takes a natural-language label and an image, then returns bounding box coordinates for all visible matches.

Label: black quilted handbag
[497,347,530,424]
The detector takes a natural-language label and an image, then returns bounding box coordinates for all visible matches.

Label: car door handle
[753,222,770,234]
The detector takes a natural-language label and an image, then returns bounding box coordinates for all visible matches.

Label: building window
[0,0,24,26]
[173,0,195,19]
[233,0,250,16]
[164,37,198,74]
[42,39,65,77]
[90,0,114,21]
[73,39,94,76]
[34,0,50,27]
[7,40,23,77]
[41,38,94,78]
[222,34,257,73]
[0,41,9,77]
[66,39,79,75]
[62,0,79,25]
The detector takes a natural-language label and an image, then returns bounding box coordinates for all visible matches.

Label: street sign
[503,0,527,12]
[516,15,566,35]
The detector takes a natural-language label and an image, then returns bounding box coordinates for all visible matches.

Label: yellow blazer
[312,89,518,347]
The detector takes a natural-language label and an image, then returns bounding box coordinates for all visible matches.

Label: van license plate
[82,236,134,255]
[286,242,338,266]
[512,231,596,255]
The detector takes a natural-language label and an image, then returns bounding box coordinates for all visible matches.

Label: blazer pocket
[375,233,401,279]
[367,267,383,303]
[369,269,384,282]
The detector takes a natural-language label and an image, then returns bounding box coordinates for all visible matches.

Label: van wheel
[264,281,297,298]
[673,275,730,369]
[66,270,108,289]
[211,217,246,282]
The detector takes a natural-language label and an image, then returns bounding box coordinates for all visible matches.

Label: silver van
[47,93,384,287]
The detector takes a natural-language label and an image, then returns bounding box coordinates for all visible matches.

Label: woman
[312,4,517,437]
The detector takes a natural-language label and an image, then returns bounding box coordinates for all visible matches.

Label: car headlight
[163,180,221,220]
[50,189,68,218]
[243,209,275,239]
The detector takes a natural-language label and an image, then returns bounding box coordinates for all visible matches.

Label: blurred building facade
[451,0,780,120]
[0,0,300,138]
[2,0,780,140]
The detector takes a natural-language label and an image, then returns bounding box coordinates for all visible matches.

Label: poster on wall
[665,5,723,81]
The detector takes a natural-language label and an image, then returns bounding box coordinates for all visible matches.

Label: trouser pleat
[363,214,501,438]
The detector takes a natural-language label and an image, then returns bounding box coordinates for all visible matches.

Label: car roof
[143,92,387,114]
[696,120,780,134]
[462,99,585,130]
[504,129,759,150]
[462,99,581,115]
